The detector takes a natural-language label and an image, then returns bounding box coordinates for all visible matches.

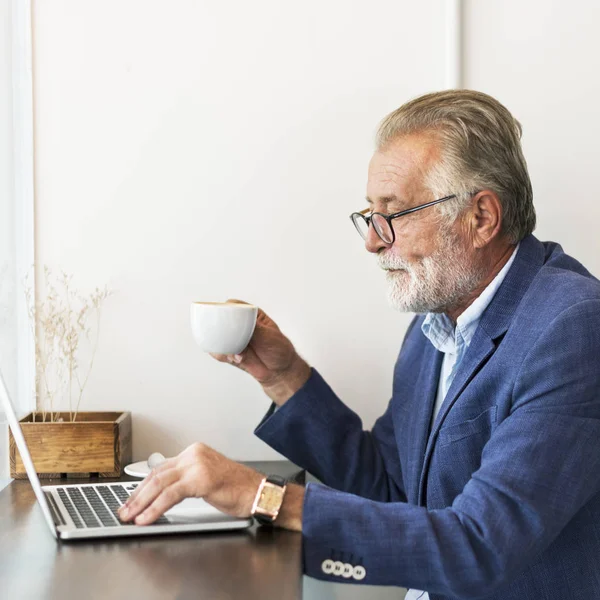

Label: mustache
[376,252,413,271]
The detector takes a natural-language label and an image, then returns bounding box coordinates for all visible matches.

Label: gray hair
[376,90,536,243]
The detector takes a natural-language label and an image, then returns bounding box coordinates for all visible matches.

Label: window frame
[1,0,35,482]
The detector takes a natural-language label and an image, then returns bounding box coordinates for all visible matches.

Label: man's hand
[118,443,263,524]
[211,300,311,406]
[118,442,304,532]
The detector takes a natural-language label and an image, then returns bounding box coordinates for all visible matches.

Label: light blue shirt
[406,244,518,600]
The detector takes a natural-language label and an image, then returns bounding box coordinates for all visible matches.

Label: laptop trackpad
[164,498,240,523]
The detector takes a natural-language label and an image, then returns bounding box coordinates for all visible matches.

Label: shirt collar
[421,244,519,354]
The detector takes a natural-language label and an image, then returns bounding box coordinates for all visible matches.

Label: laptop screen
[0,367,57,537]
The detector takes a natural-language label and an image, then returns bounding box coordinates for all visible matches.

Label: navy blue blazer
[255,235,600,600]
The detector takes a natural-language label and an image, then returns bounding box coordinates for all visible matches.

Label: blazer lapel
[415,234,547,506]
[406,344,443,505]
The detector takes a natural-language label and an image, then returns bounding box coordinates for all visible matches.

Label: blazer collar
[476,234,546,341]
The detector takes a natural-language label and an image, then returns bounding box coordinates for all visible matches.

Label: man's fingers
[125,458,176,505]
[211,351,247,366]
[226,345,272,381]
[227,347,254,368]
[119,464,179,522]
[133,482,186,525]
[211,347,271,381]
[209,352,229,363]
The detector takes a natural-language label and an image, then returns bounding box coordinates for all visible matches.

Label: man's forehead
[367,136,439,201]
[367,153,411,187]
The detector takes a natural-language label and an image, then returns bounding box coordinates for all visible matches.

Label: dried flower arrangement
[24,266,111,423]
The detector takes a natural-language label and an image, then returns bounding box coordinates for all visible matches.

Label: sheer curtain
[0,0,34,484]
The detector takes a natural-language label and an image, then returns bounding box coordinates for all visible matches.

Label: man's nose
[364,222,390,254]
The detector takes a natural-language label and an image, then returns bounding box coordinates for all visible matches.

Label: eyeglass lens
[371,214,394,244]
[352,213,370,240]
[352,212,394,244]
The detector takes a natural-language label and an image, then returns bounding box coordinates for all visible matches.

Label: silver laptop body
[0,369,253,540]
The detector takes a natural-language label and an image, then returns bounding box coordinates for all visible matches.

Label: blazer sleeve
[254,369,407,503]
[298,299,600,597]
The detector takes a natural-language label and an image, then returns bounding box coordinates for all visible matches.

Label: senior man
[120,90,600,600]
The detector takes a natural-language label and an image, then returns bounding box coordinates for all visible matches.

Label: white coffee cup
[190,301,258,355]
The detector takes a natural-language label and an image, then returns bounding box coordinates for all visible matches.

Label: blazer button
[333,561,345,576]
[321,559,334,574]
[352,565,366,581]
[342,563,354,578]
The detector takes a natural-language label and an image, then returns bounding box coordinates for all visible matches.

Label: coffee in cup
[190,301,258,355]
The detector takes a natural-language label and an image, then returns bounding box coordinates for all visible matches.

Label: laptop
[0,369,253,540]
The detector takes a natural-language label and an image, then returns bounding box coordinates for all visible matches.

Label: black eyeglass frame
[349,194,457,244]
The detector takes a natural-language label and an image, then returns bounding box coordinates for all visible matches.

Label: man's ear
[467,190,503,249]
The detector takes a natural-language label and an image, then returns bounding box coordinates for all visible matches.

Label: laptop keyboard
[56,483,170,529]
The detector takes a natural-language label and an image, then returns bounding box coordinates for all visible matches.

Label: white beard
[376,230,484,314]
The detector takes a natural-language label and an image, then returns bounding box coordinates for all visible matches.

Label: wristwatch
[251,474,287,525]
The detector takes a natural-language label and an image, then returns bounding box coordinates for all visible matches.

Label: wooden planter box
[9,411,132,479]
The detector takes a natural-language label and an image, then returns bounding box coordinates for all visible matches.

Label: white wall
[31,0,600,464]
[32,0,446,463]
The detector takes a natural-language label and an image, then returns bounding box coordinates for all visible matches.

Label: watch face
[260,484,285,513]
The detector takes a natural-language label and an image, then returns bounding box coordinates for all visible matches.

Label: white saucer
[124,460,152,478]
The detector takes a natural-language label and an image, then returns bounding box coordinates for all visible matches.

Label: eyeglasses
[349,194,457,244]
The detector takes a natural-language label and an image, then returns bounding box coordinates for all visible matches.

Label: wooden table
[0,461,304,600]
